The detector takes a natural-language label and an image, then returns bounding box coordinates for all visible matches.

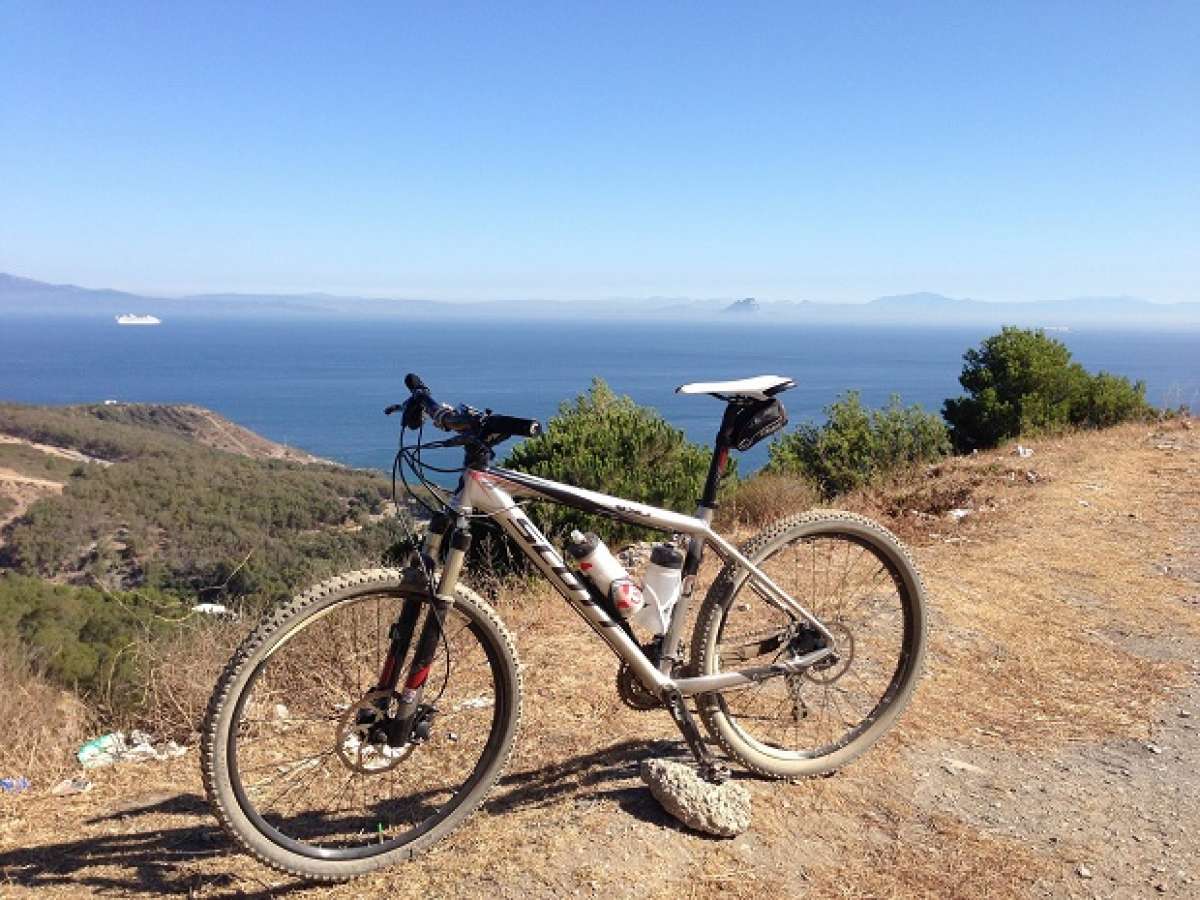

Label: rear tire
[691,511,926,779]
[201,568,521,880]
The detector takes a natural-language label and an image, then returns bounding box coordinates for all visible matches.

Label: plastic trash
[191,603,230,616]
[78,733,124,768]
[947,508,971,521]
[0,776,31,793]
[78,731,189,768]
[51,776,94,796]
[1015,444,1034,458]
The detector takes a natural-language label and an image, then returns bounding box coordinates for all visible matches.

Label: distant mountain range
[2,273,1198,326]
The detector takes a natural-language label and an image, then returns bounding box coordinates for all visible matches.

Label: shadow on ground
[0,792,284,898]
[0,740,703,896]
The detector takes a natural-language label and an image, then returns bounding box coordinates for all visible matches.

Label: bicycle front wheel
[691,511,926,779]
[201,568,521,880]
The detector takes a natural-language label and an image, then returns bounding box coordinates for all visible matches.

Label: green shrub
[942,327,1151,451]
[502,378,733,546]
[1081,371,1152,429]
[768,392,949,497]
[0,573,182,710]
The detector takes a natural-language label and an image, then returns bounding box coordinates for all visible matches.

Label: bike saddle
[675,375,795,402]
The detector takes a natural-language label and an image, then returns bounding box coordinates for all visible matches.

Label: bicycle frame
[445,463,837,699]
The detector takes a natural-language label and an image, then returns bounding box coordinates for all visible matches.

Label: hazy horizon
[1,272,1194,309]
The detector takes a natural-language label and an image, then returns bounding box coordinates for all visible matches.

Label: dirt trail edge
[0,421,1197,899]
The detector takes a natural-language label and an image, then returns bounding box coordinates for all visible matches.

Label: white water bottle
[566,530,645,618]
[632,543,684,635]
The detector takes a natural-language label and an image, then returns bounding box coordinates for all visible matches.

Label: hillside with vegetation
[0,402,407,715]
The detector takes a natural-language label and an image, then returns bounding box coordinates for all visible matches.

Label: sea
[1,318,1197,475]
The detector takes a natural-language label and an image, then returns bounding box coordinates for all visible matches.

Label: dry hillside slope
[1,420,1197,898]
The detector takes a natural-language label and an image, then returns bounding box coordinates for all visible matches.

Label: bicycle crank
[616,663,662,711]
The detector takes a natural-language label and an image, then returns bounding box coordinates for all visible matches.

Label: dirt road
[1,422,1196,898]
[0,467,65,532]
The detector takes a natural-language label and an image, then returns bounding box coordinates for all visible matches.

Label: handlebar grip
[485,414,542,438]
[404,373,429,393]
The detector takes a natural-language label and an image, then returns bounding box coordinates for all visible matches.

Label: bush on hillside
[942,327,1152,451]
[1081,371,1154,429]
[0,402,185,462]
[502,378,734,546]
[0,574,183,711]
[767,391,950,498]
[0,404,407,606]
[4,453,405,605]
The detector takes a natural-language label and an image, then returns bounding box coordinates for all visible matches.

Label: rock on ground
[639,758,751,837]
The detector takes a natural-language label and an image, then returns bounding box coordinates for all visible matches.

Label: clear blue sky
[2,2,1197,302]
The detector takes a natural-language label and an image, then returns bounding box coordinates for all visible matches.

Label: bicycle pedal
[700,761,731,784]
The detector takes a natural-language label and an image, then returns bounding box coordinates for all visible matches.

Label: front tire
[691,512,927,779]
[201,568,521,880]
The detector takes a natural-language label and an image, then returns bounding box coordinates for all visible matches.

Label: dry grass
[1,420,1198,897]
[124,617,245,741]
[898,421,1200,751]
[0,637,95,786]
[719,472,823,529]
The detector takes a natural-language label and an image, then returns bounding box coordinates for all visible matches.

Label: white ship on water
[115,314,161,325]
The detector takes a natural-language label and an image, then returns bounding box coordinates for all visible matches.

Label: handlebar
[387,372,542,443]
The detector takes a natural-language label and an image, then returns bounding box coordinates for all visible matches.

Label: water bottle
[631,543,684,635]
[565,530,645,618]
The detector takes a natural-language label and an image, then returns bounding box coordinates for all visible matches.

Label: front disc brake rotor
[335,689,414,774]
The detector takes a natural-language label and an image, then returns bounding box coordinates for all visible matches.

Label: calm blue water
[1,318,1197,474]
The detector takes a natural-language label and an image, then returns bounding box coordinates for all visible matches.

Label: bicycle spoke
[225,590,506,855]
[711,528,912,758]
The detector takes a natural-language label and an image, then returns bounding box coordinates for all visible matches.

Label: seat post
[699,403,739,512]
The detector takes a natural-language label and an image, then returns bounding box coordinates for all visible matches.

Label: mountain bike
[201,373,927,880]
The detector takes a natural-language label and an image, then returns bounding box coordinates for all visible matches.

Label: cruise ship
[116,314,161,325]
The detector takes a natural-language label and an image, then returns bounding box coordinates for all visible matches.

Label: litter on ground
[77,731,189,769]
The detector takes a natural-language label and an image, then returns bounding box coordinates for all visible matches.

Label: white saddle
[675,375,795,401]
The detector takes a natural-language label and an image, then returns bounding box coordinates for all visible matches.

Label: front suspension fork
[376,518,472,746]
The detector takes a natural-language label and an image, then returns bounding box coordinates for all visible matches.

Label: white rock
[454,696,494,711]
[640,759,751,837]
[941,757,990,776]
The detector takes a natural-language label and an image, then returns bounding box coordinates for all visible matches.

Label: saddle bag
[730,399,788,451]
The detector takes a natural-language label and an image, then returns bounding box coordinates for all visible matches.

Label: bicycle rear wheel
[201,568,521,880]
[691,511,926,779]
